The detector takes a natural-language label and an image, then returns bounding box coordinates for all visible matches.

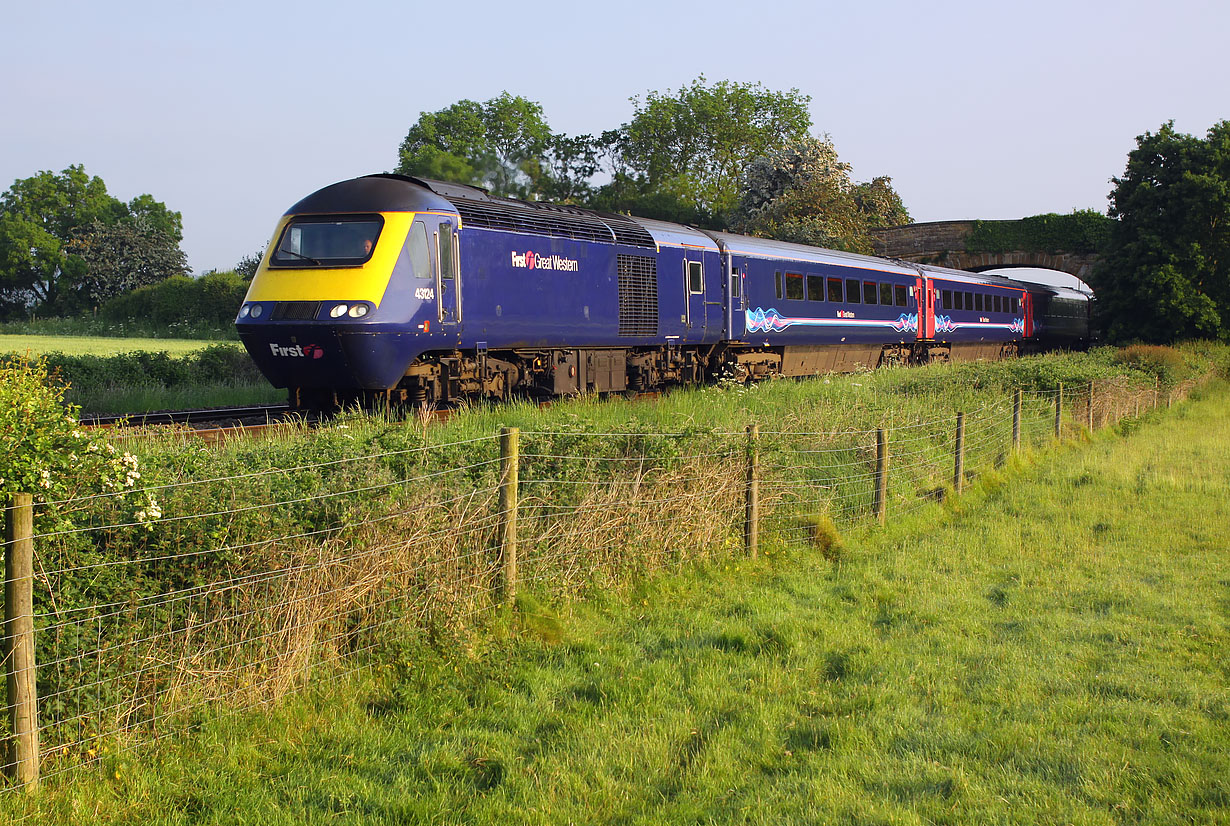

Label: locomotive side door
[682,252,707,340]
[725,253,746,339]
[434,219,461,326]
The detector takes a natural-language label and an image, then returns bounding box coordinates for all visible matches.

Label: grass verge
[7,380,1227,824]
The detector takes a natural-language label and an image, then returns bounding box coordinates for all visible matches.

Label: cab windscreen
[270,214,384,267]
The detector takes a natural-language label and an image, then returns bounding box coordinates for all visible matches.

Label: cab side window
[409,221,431,279]
[439,223,457,280]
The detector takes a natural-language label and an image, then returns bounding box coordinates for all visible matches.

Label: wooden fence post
[1054,383,1063,440]
[498,428,519,603]
[872,428,888,525]
[953,412,965,494]
[1087,380,1095,430]
[4,492,38,791]
[744,424,759,558]
[1012,389,1022,451]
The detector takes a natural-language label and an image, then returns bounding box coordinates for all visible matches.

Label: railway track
[79,403,294,430]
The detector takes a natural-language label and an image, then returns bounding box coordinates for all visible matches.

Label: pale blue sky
[2,0,1226,273]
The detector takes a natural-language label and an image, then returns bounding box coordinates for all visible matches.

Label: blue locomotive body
[236,175,1090,405]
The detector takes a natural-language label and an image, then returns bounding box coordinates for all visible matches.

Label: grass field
[0,334,242,357]
[9,380,1226,823]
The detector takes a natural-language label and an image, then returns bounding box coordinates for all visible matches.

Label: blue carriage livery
[235,175,1090,406]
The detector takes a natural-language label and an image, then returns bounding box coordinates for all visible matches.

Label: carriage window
[964,291,973,310]
[828,278,843,302]
[880,283,893,305]
[731,265,741,298]
[688,260,703,294]
[975,293,984,312]
[785,271,805,300]
[409,221,431,278]
[807,274,824,301]
[895,285,908,307]
[942,290,952,309]
[993,295,1002,313]
[775,270,783,300]
[863,281,877,304]
[845,278,861,303]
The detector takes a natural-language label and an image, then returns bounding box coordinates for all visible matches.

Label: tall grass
[6,370,1227,824]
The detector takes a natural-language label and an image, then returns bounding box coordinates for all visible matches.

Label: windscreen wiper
[278,248,322,265]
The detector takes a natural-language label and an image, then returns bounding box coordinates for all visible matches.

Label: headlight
[348,304,369,318]
[330,304,348,318]
[249,303,264,319]
[238,305,250,319]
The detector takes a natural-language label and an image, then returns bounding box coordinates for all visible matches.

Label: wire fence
[0,376,1196,798]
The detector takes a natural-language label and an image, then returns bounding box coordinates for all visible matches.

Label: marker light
[348,304,369,318]
[238,305,250,319]
[330,304,349,318]
[249,304,264,318]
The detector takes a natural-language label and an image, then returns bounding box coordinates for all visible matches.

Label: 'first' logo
[269,343,324,359]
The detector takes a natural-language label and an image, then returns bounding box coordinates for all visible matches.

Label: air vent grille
[617,255,658,337]
[597,211,657,249]
[451,199,657,249]
[271,301,321,321]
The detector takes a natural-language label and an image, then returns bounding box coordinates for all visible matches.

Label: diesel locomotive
[236,174,1091,407]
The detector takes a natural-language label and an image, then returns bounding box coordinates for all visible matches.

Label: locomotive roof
[285,175,457,215]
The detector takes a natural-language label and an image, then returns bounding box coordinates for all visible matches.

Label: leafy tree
[1092,121,1230,343]
[729,137,910,253]
[0,166,118,314]
[235,251,264,279]
[608,77,813,219]
[64,217,189,304]
[396,93,553,198]
[0,166,185,316]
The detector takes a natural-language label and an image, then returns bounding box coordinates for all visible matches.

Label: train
[236,174,1092,407]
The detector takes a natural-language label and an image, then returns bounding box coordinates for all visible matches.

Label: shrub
[101,270,249,328]
[1112,344,1192,386]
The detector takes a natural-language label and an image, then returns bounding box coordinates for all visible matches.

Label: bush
[101,270,249,329]
[1112,344,1193,386]
[17,344,265,393]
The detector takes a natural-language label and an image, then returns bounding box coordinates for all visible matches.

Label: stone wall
[871,221,1099,281]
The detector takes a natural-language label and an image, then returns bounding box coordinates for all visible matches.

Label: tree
[64,217,189,304]
[0,166,185,316]
[1092,121,1230,343]
[396,93,553,198]
[729,137,910,253]
[235,251,264,280]
[608,77,813,220]
[0,166,118,314]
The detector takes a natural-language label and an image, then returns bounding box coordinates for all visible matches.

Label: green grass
[0,334,243,358]
[9,381,1227,823]
[0,317,237,340]
[71,381,284,414]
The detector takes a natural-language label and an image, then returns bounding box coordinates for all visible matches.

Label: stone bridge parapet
[871,221,1099,282]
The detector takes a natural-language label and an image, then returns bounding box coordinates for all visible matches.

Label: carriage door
[434,220,461,326]
[916,276,936,339]
[682,254,706,339]
[726,254,746,339]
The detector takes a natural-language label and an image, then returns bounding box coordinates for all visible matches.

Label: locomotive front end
[236,175,460,403]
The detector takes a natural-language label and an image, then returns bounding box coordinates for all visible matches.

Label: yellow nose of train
[235,175,461,392]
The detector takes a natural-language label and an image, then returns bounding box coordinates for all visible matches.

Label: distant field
[0,334,243,357]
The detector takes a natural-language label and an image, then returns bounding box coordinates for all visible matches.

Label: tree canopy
[393,78,907,249]
[611,77,813,221]
[1091,121,1230,343]
[728,137,910,253]
[0,165,186,317]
